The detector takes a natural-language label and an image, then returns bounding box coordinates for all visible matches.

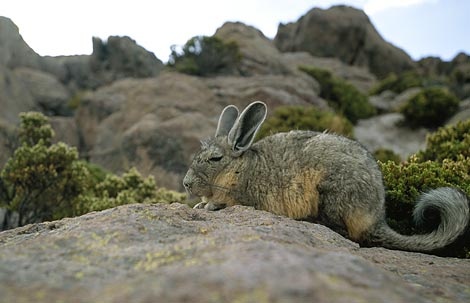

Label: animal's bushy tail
[369,187,469,252]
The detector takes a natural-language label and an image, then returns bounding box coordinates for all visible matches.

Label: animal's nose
[183,175,192,190]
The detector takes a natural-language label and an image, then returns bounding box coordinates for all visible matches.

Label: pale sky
[2,0,469,62]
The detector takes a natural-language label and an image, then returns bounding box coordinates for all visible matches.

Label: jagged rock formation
[274,5,415,78]
[0,203,468,303]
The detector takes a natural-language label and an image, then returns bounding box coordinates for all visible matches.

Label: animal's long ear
[228,101,267,155]
[215,105,239,138]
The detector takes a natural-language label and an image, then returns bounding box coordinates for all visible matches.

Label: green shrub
[415,120,470,162]
[168,35,241,76]
[0,112,187,230]
[373,148,401,164]
[0,112,90,228]
[400,87,460,128]
[256,105,354,140]
[369,71,423,95]
[300,66,376,123]
[78,168,187,213]
[18,112,55,146]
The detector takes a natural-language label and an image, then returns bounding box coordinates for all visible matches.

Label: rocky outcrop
[13,67,72,116]
[0,67,38,123]
[0,203,468,303]
[214,22,294,76]
[274,5,415,78]
[418,52,470,99]
[0,17,42,69]
[41,36,165,91]
[88,36,164,87]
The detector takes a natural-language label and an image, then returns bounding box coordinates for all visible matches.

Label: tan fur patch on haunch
[344,210,375,241]
[212,171,240,207]
[265,169,323,219]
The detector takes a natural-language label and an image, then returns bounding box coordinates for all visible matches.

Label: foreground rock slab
[0,203,468,303]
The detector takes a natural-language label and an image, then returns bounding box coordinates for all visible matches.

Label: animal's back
[252,131,386,241]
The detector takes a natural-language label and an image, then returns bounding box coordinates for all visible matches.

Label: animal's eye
[209,155,223,162]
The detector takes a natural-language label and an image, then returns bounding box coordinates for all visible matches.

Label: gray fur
[183,101,470,253]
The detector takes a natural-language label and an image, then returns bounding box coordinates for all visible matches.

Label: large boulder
[354,113,428,159]
[274,5,415,78]
[0,203,468,303]
[13,67,72,116]
[0,67,37,123]
[89,36,164,87]
[214,22,293,76]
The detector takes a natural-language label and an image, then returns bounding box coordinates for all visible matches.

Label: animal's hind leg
[318,180,381,242]
[343,209,376,242]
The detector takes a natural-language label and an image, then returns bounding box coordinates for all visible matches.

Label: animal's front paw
[193,201,227,211]
[193,201,207,209]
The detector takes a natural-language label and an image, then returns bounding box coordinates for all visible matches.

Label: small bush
[78,168,187,213]
[416,120,470,162]
[369,71,423,95]
[0,113,89,228]
[18,112,55,146]
[300,66,376,123]
[168,35,241,76]
[400,87,460,128]
[256,105,354,140]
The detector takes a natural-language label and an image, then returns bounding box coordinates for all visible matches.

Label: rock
[89,36,164,87]
[0,203,468,302]
[274,5,415,78]
[203,74,326,109]
[282,52,377,93]
[417,53,470,99]
[43,55,93,91]
[447,99,470,125]
[0,17,42,69]
[355,113,428,159]
[369,90,397,113]
[0,67,38,123]
[214,22,294,76]
[49,116,80,148]
[13,67,72,116]
[370,87,422,113]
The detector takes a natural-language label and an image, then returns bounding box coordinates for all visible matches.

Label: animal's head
[183,101,267,198]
